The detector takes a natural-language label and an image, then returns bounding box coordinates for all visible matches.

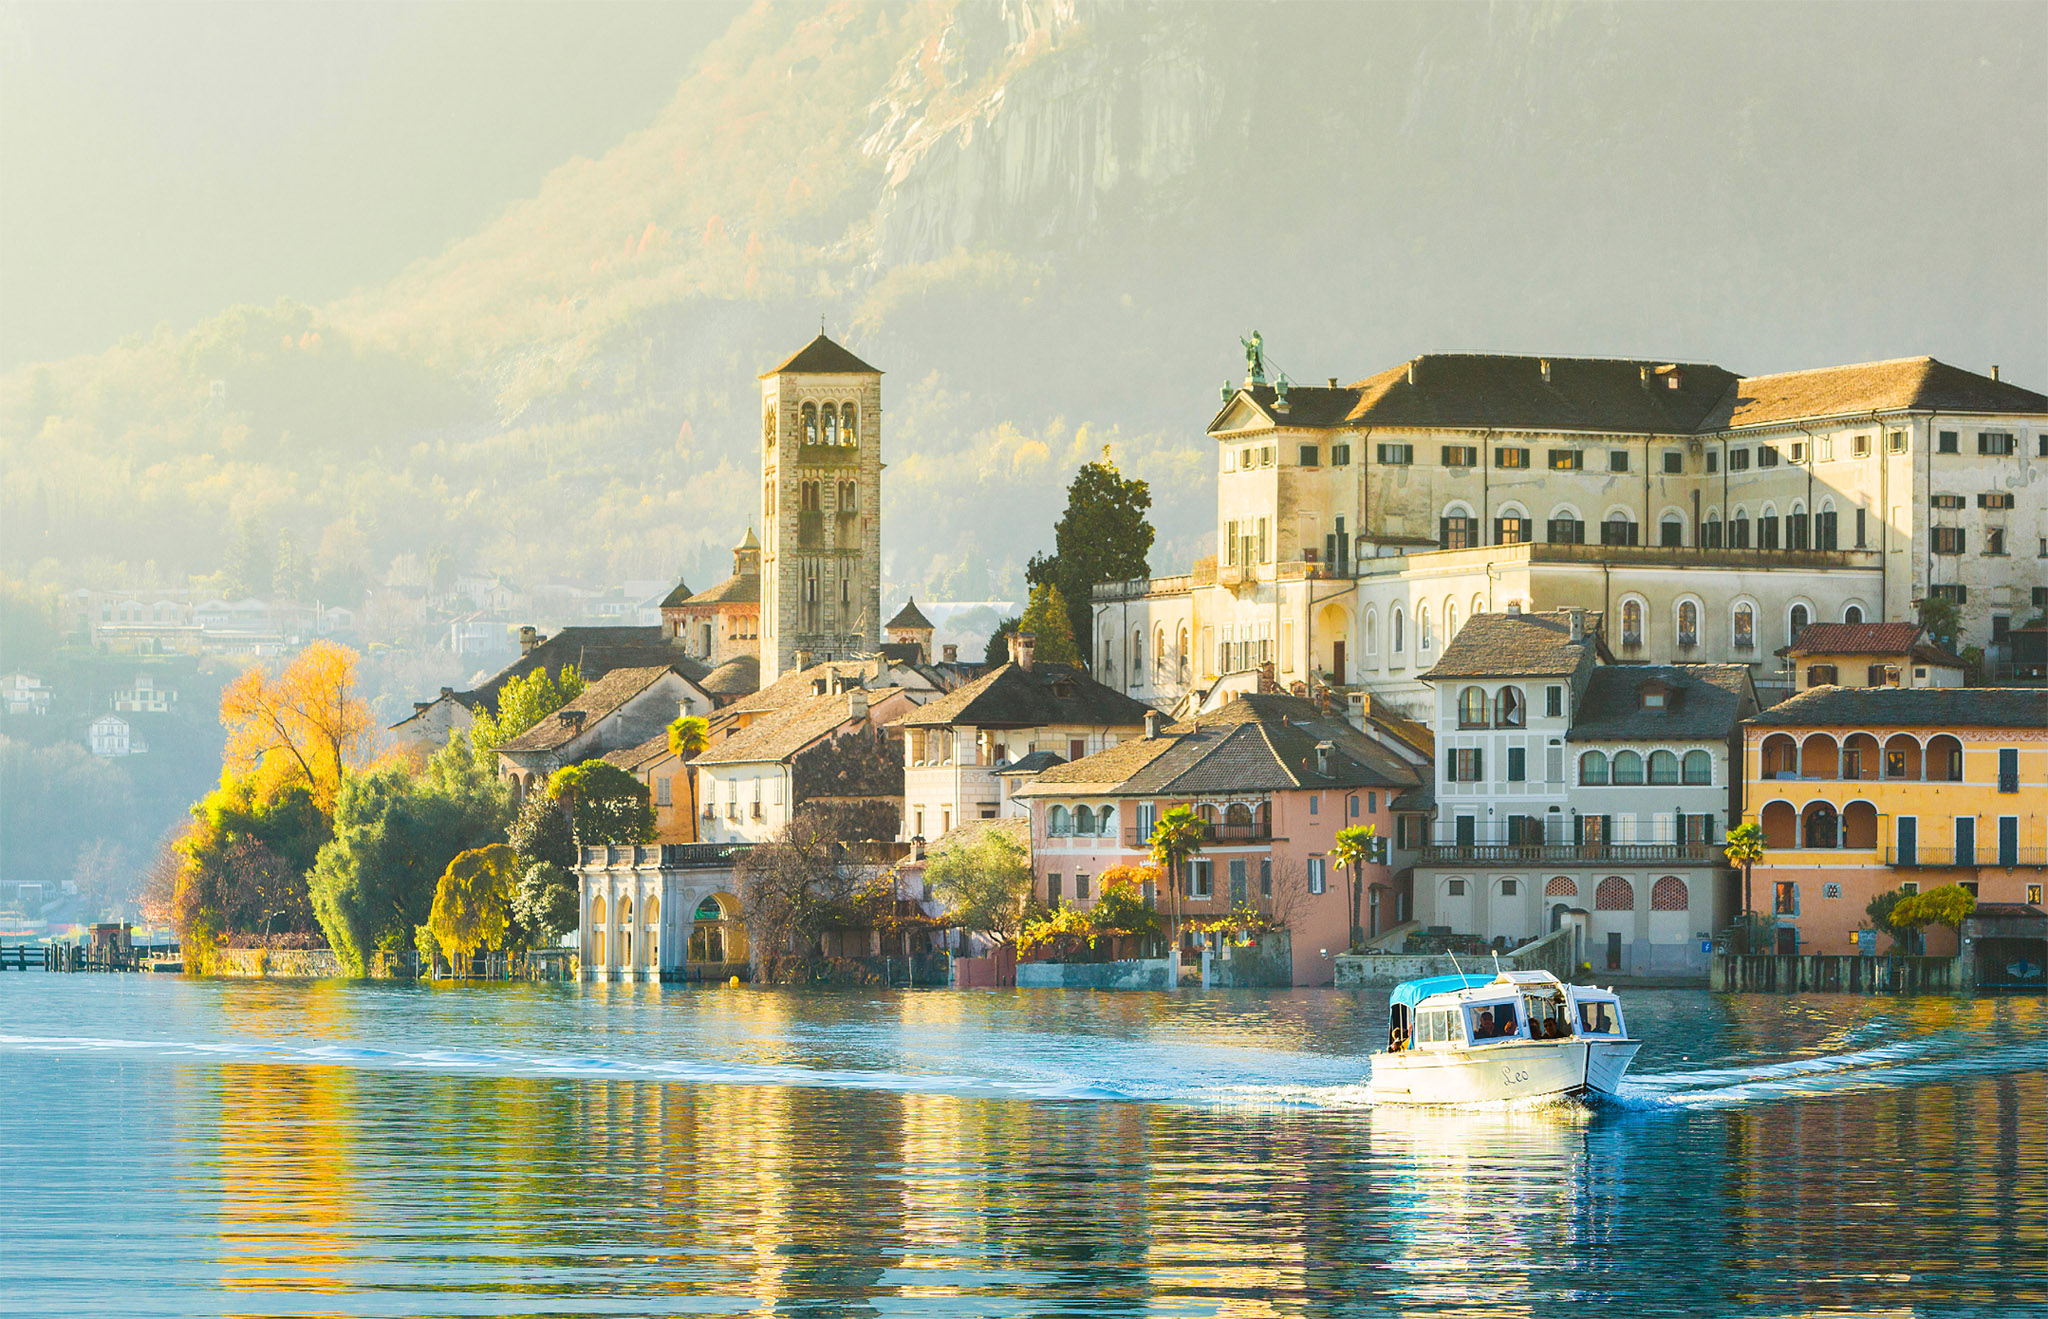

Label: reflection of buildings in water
[1141,1108,1310,1313]
[206,1064,358,1298]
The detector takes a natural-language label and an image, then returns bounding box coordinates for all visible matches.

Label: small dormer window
[1642,692,1665,709]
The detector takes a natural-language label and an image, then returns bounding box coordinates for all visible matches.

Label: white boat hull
[1368,1039,1642,1106]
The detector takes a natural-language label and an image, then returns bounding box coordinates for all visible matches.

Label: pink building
[1014,693,1429,986]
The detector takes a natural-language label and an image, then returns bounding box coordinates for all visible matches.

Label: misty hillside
[4,0,2040,604]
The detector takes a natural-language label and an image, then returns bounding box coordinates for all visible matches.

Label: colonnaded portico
[577,844,753,982]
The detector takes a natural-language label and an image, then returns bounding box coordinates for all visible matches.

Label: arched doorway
[688,893,748,977]
[1802,802,1839,849]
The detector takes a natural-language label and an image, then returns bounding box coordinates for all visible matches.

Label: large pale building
[759,335,885,684]
[1096,350,2047,718]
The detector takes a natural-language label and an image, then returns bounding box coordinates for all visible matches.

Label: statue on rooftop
[1240,330,1266,386]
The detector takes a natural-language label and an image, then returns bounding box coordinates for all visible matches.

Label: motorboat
[1367,969,1640,1106]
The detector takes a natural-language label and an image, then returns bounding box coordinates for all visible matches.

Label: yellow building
[1780,621,1965,691]
[1741,687,2048,954]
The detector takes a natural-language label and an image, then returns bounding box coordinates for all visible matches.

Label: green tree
[427,843,519,976]
[1724,822,1767,926]
[668,715,709,832]
[1015,583,1082,666]
[983,616,1021,667]
[512,861,579,947]
[469,664,585,770]
[1917,594,1963,650]
[308,733,513,975]
[507,788,577,870]
[546,760,654,846]
[1025,455,1155,661]
[924,826,1034,945]
[172,775,332,966]
[1333,824,1380,952]
[1892,884,1977,948]
[1865,889,1908,950]
[1148,805,1206,950]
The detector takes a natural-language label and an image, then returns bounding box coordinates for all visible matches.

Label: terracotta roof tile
[891,661,1154,730]
[694,688,896,765]
[496,665,689,753]
[1710,357,2048,429]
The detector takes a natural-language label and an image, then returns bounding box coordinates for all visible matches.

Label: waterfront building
[1780,621,1966,691]
[495,665,717,802]
[1094,351,2046,719]
[889,630,1154,844]
[574,844,752,983]
[1013,692,1425,986]
[1413,607,1753,976]
[1742,686,2048,956]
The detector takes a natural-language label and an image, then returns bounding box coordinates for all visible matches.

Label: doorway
[1605,931,1622,971]
[1332,640,1346,685]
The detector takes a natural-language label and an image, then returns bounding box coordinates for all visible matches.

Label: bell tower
[759,333,884,683]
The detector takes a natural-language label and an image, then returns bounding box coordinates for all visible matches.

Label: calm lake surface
[3,978,2044,1318]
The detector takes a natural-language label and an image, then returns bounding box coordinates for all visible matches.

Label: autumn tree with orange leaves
[219,640,375,815]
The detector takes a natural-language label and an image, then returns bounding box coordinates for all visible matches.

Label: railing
[1419,842,1717,865]
[580,843,757,869]
[1885,847,2045,868]
[1121,821,1274,848]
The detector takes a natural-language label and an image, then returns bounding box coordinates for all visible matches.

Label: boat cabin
[1387,970,1623,1051]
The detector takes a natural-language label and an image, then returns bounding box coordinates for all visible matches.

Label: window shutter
[1474,748,1484,781]
[1439,516,1451,548]
[1574,815,1585,845]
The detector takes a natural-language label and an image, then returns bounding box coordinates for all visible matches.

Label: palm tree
[1723,821,1767,950]
[1333,824,1379,952]
[668,715,710,840]
[1148,805,1206,956]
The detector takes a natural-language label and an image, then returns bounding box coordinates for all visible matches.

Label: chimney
[1507,600,1522,615]
[439,686,454,699]
[556,709,585,730]
[1315,740,1334,777]
[942,644,957,663]
[871,654,887,682]
[1346,690,1367,730]
[1640,365,1651,390]
[812,677,828,695]
[1144,710,1163,739]
[1014,631,1037,672]
[847,689,868,721]
[518,626,539,654]
[1991,365,2001,382]
[795,648,812,671]
[1540,359,1552,384]
[1569,607,1586,643]
[1327,377,1338,388]
[413,701,430,713]
[1406,361,1417,386]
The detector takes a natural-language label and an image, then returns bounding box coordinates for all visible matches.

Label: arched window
[1097,805,1117,838]
[1843,604,1863,625]
[644,896,659,969]
[821,402,839,445]
[1651,877,1688,911]
[1580,750,1610,785]
[1224,802,1255,829]
[1802,801,1839,849]
[1419,605,1432,649]
[1131,629,1143,677]
[1622,600,1643,647]
[1790,603,1811,642]
[1459,687,1487,727]
[801,402,818,444]
[1472,592,1486,619]
[1677,600,1698,648]
[839,481,857,510]
[1926,735,1963,782]
[1612,751,1645,785]
[1392,607,1405,653]
[1660,514,1685,547]
[590,896,607,966]
[1446,600,1458,640]
[619,896,633,969]
[1364,608,1379,655]
[1731,507,1751,549]
[1496,686,1524,728]
[1681,750,1711,785]
[1545,876,1577,897]
[1648,750,1680,784]
[1703,510,1722,548]
[1595,877,1634,911]
[1733,604,1756,651]
[1178,626,1190,680]
[841,403,858,442]
[1075,804,1096,835]
[1760,800,1797,848]
[1603,512,1637,547]
[1047,805,1071,836]
[1154,626,1166,680]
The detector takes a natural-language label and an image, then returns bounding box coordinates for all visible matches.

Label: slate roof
[658,578,695,609]
[1424,610,1606,681]
[699,654,760,697]
[1019,694,1419,797]
[890,661,1154,730]
[465,627,708,712]
[1566,665,1756,742]
[1746,686,2048,729]
[693,688,897,766]
[762,333,881,377]
[1710,357,2048,429]
[684,573,760,607]
[496,665,689,753]
[886,597,935,631]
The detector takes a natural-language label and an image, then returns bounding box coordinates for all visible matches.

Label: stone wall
[1017,958,1177,991]
[1334,926,1575,989]
[216,947,344,979]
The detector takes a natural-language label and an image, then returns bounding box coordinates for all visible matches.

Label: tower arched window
[1392,607,1405,653]
[801,402,818,445]
[821,402,838,445]
[841,403,857,443]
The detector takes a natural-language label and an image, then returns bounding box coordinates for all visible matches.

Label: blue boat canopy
[1389,973,1496,1011]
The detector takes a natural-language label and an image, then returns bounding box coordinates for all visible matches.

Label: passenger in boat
[1472,1009,1495,1039]
[1388,1024,1409,1053]
[1494,1005,1519,1037]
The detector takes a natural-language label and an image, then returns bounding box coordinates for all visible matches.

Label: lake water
[3,978,2044,1317]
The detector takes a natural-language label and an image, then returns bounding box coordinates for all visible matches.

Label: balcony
[1418,842,1717,865]
[1122,821,1274,848]
[1886,847,2045,868]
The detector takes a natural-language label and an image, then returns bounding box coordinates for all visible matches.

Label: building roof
[658,577,695,609]
[1566,665,1756,742]
[1780,622,1965,669]
[693,688,895,766]
[923,815,1030,855]
[1019,694,1419,797]
[496,665,690,753]
[762,333,881,377]
[600,731,677,773]
[886,597,935,631]
[728,660,888,716]
[890,661,1154,731]
[683,572,761,607]
[465,626,708,712]
[1424,609,1606,681]
[995,749,1068,775]
[699,654,760,697]
[1710,357,2048,429]
[1746,686,2048,730]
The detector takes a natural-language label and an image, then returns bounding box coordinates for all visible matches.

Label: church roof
[684,573,760,607]
[762,333,881,377]
[886,597,934,631]
[658,578,695,609]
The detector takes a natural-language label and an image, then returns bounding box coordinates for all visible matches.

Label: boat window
[1467,1000,1520,1043]
[1577,1000,1621,1036]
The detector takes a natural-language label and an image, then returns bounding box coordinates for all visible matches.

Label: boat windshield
[1576,998,1624,1037]
[1465,999,1522,1044]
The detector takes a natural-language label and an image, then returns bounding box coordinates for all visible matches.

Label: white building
[1413,608,1755,977]
[1,672,52,717]
[110,673,176,713]
[88,714,142,757]
[690,685,926,845]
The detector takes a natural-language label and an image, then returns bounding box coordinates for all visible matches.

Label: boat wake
[1611,1034,2048,1111]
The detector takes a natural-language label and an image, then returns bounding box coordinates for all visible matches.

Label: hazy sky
[0,0,743,367]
